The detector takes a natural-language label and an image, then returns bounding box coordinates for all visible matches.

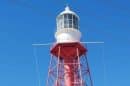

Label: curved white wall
[55,29,81,43]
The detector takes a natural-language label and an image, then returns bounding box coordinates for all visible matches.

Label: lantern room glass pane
[57,14,79,30]
[64,14,73,28]
[57,15,64,29]
[73,15,78,29]
[68,14,72,19]
[64,19,69,28]
[69,20,72,28]
[64,14,67,19]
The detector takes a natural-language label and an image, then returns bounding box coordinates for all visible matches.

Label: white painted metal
[32,41,104,46]
[55,6,81,43]
[57,6,79,19]
[55,28,81,43]
[80,41,104,44]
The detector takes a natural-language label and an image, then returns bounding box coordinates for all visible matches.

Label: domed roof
[57,6,79,18]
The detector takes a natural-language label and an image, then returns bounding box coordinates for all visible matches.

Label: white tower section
[55,6,81,43]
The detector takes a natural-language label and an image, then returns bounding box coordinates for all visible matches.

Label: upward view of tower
[46,6,93,86]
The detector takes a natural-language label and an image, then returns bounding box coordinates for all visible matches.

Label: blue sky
[0,0,130,86]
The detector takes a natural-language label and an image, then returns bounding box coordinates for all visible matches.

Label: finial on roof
[65,5,70,11]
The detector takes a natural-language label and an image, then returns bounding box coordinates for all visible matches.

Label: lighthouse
[46,6,93,86]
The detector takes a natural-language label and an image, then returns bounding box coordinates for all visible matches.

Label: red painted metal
[51,42,87,59]
[64,59,76,86]
[46,42,93,86]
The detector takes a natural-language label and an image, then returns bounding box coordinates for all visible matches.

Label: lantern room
[55,6,81,43]
[56,6,79,30]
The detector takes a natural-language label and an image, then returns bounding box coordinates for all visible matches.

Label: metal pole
[56,46,61,86]
[46,54,53,86]
[85,54,93,86]
[77,48,83,86]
